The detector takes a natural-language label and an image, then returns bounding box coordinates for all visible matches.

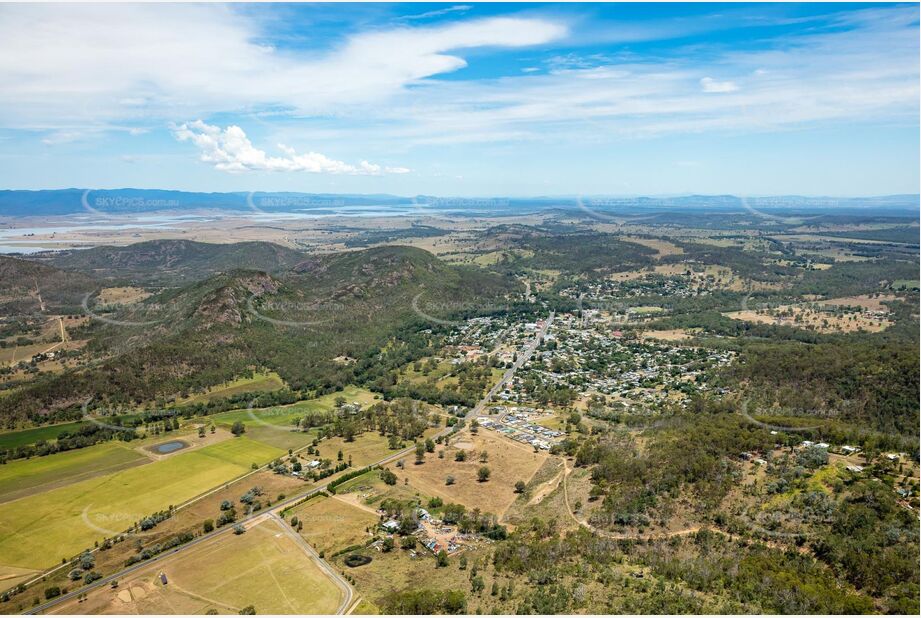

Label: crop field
[0,442,148,503]
[0,420,88,451]
[286,494,378,556]
[47,518,343,615]
[0,437,282,571]
[398,431,548,517]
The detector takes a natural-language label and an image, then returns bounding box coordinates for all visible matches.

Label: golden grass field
[96,287,151,305]
[47,518,343,615]
[396,431,547,517]
[641,329,696,342]
[724,301,892,334]
[621,236,684,258]
[286,494,378,556]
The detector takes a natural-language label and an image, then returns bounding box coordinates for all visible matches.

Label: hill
[0,245,517,426]
[0,255,97,314]
[33,239,308,286]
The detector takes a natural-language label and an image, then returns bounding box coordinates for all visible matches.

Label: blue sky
[0,2,918,197]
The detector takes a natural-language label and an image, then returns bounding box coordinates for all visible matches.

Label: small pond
[153,440,187,454]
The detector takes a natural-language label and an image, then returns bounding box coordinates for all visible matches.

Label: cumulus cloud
[173,121,410,175]
[700,77,739,93]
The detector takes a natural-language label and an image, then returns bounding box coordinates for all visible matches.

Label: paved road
[23,457,399,615]
[25,310,554,615]
[268,512,353,614]
[468,311,554,419]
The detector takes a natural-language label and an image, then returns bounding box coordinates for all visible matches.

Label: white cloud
[700,77,739,93]
[401,5,473,21]
[173,120,410,175]
[0,4,566,128]
[0,2,916,153]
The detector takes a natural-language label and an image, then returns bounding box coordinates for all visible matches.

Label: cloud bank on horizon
[0,2,917,196]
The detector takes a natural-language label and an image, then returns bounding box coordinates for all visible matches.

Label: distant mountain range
[0,188,917,217]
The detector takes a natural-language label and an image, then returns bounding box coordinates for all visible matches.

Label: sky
[0,2,918,197]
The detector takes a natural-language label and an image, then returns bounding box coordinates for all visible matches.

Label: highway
[25,310,554,615]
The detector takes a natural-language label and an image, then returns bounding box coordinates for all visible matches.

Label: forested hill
[1,245,517,427]
[32,239,308,286]
[0,255,98,314]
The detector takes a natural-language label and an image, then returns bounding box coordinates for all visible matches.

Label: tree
[231,421,246,437]
[233,524,246,535]
[514,480,526,494]
[471,575,485,593]
[425,439,435,453]
[203,519,214,533]
[381,468,398,485]
[415,443,426,464]
[198,426,206,438]
[445,475,456,486]
[382,537,395,552]
[479,451,489,463]
[470,420,479,435]
[436,549,449,567]
[238,605,256,615]
[455,450,467,462]
[477,466,491,482]
[401,536,417,550]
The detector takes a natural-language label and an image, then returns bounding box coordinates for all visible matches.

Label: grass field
[210,385,377,450]
[320,432,395,469]
[0,442,148,504]
[398,432,547,517]
[286,494,378,556]
[47,518,343,615]
[176,370,287,406]
[96,286,150,305]
[725,303,891,334]
[0,421,88,451]
[0,437,283,571]
[333,543,495,613]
